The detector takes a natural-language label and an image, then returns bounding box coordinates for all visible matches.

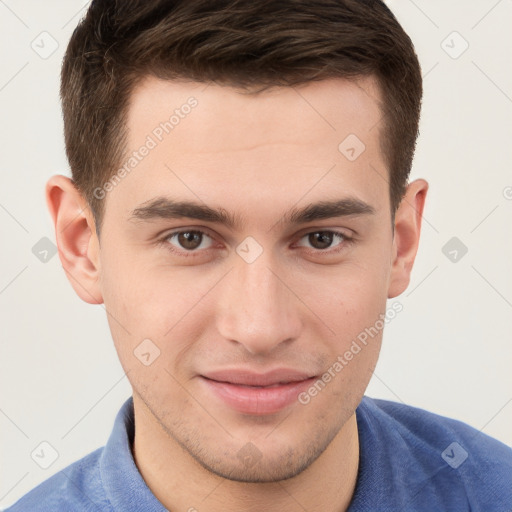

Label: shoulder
[361,396,512,464]
[357,396,512,510]
[3,447,113,512]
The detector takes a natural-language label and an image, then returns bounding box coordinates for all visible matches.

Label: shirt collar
[99,396,168,511]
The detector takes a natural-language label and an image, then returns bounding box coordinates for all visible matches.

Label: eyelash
[157,229,354,259]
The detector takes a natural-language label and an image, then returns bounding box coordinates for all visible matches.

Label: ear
[388,179,428,298]
[46,175,103,304]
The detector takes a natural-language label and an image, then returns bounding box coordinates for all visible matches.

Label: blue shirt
[5,396,512,511]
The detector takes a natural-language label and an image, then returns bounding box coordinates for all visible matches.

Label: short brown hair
[61,0,422,232]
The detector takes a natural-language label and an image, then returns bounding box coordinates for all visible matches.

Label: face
[94,76,397,482]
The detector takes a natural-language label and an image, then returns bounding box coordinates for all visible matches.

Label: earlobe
[387,179,428,298]
[46,175,103,304]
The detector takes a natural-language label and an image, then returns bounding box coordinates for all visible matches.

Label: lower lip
[200,376,316,415]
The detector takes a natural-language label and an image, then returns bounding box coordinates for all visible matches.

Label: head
[49,0,427,483]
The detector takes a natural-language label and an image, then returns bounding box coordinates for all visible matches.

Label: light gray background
[1,0,511,508]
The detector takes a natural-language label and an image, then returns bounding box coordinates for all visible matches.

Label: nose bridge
[216,250,301,355]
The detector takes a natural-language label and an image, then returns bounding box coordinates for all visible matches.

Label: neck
[132,396,359,512]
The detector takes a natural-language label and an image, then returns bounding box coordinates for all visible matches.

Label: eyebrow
[129,196,375,229]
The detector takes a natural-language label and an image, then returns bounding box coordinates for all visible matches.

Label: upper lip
[201,369,315,387]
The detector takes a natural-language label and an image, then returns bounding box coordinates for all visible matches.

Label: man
[6,0,511,510]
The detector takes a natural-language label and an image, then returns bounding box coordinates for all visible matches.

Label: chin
[187,426,336,484]
[197,455,315,484]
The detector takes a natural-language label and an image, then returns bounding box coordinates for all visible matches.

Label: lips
[199,369,316,415]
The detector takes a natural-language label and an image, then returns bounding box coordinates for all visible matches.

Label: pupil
[179,231,202,250]
[310,231,333,249]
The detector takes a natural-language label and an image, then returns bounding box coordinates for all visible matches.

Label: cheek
[302,276,386,416]
[303,258,390,337]
[100,252,216,372]
[100,243,197,331]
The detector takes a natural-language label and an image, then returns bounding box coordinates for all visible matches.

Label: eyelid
[294,225,354,239]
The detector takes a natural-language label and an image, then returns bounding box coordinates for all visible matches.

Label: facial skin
[47,76,427,512]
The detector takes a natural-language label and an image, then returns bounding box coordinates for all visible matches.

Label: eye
[296,230,349,251]
[159,228,352,259]
[165,230,214,252]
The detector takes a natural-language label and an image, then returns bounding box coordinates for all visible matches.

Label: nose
[216,251,303,356]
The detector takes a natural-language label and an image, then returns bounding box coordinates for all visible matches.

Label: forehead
[104,76,388,226]
[126,75,383,156]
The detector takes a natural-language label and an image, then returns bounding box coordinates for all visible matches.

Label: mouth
[199,369,317,415]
